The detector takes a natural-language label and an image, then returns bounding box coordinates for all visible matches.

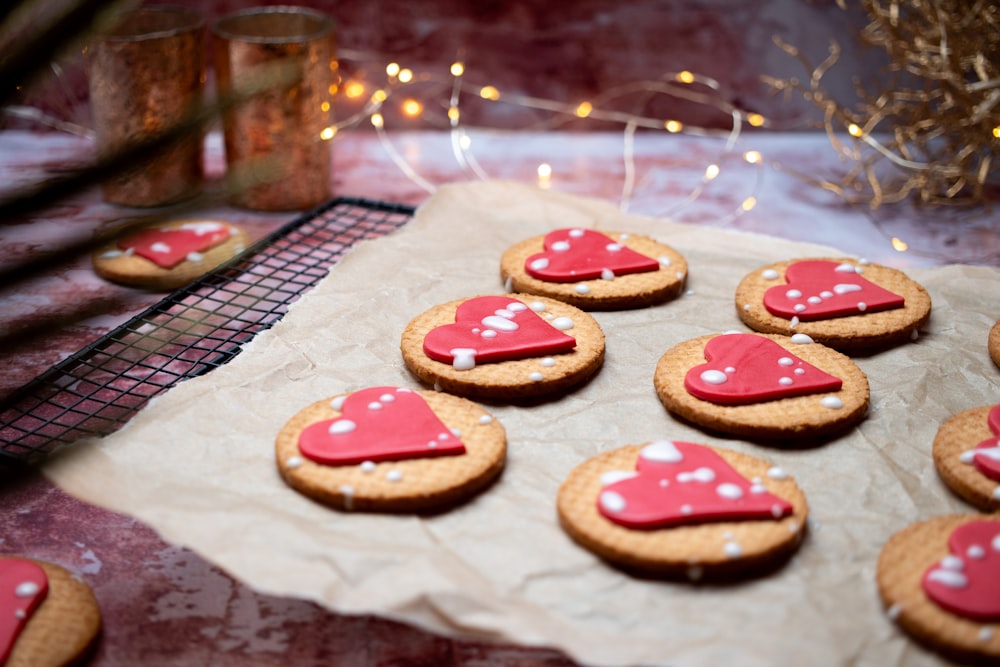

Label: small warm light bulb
[451,62,465,77]
[398,68,414,83]
[665,120,683,133]
[479,85,500,101]
[386,62,400,77]
[371,89,388,103]
[320,101,331,113]
[743,150,762,164]
[747,113,766,127]
[676,71,695,84]
[741,196,757,212]
[320,126,337,141]
[459,134,472,150]
[848,123,863,137]
[704,164,720,180]
[891,237,909,252]
[993,125,1000,139]
[402,99,423,117]
[537,162,552,189]
[370,113,384,128]
[448,106,460,122]
[575,101,593,118]
[344,81,366,99]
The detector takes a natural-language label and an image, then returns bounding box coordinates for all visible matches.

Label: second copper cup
[213,6,337,211]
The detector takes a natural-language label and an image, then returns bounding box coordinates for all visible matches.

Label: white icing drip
[926,568,967,588]
[973,446,1000,462]
[15,581,40,597]
[960,450,977,464]
[551,316,574,331]
[790,333,814,344]
[450,348,477,370]
[641,440,684,463]
[716,483,743,499]
[790,316,800,328]
[123,247,135,256]
[700,369,728,385]
[600,470,639,486]
[821,396,844,409]
[330,396,346,410]
[833,283,862,294]
[339,485,355,510]
[600,268,615,280]
[100,249,123,259]
[887,603,902,620]
[329,420,356,435]
[504,276,513,292]
[599,490,627,513]
[677,467,715,483]
[482,314,518,331]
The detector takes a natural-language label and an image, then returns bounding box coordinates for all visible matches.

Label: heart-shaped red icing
[0,558,48,664]
[422,296,576,369]
[684,333,843,405]
[524,228,660,282]
[119,221,232,269]
[597,440,793,529]
[966,404,1000,481]
[921,520,1000,620]
[298,386,466,466]
[762,260,905,321]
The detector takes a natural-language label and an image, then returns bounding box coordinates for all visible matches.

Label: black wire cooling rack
[0,197,414,463]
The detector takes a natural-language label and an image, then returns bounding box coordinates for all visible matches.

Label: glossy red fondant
[921,520,1000,620]
[762,260,904,321]
[118,221,231,269]
[0,558,48,664]
[524,228,660,282]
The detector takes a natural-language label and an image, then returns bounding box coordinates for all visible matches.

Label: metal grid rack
[0,197,414,462]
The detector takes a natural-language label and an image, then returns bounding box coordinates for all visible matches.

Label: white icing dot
[926,569,967,588]
[835,263,859,273]
[807,296,823,304]
[451,348,477,370]
[606,243,623,252]
[790,316,800,328]
[833,283,862,295]
[14,609,25,619]
[771,504,785,518]
[716,483,743,500]
[778,377,793,386]
[788,520,800,533]
[600,490,627,513]
[569,229,585,238]
[681,504,693,515]
[724,541,743,558]
[762,269,780,280]
[529,372,544,382]
[541,357,556,367]
[329,419,356,435]
[482,315,519,331]
[857,302,867,312]
[641,440,684,463]
[700,369,728,385]
[600,470,639,486]
[386,470,403,483]
[379,393,395,403]
[15,582,40,597]
[968,545,986,559]
[530,258,550,271]
[100,249,123,259]
[360,461,376,473]
[743,304,751,311]
[552,240,571,252]
[478,415,493,425]
[601,268,615,280]
[750,483,767,495]
[678,273,687,282]
[427,440,437,449]
[481,329,497,338]
[551,317,574,331]
[911,329,919,341]
[438,432,450,440]
[186,252,204,263]
[368,401,383,411]
[786,289,802,299]
[285,456,304,469]
[529,301,546,312]
[574,284,590,294]
[777,357,794,366]
[330,396,347,410]
[820,290,833,299]
[678,467,715,483]
[794,368,805,375]
[766,467,788,480]
[725,366,736,374]
[993,487,1000,500]
[992,534,1000,551]
[941,555,964,571]
[150,242,171,254]
[980,627,994,642]
[790,333,814,344]
[339,485,355,497]
[793,304,807,313]
[821,396,844,409]
[659,256,671,267]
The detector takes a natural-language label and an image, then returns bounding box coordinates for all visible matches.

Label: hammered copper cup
[212,6,336,211]
[88,6,206,207]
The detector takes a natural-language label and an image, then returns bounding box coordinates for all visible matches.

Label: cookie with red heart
[499,228,687,310]
[93,218,248,291]
[0,557,101,667]
[653,332,869,442]
[876,514,1000,664]
[401,294,605,400]
[276,386,506,512]
[557,440,808,579]
[932,405,1000,512]
[734,258,931,353]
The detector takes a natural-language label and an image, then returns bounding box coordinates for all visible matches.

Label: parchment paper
[45,181,1000,666]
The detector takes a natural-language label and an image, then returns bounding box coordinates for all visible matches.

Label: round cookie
[401,294,605,400]
[876,514,1000,664]
[989,320,1000,369]
[653,332,869,442]
[276,386,506,512]
[557,440,808,579]
[735,257,931,353]
[500,228,687,310]
[93,218,248,290]
[932,405,1000,512]
[1,558,102,667]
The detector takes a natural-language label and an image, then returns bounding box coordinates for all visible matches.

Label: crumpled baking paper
[45,180,1000,666]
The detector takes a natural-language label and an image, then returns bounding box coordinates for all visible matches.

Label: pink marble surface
[1,127,998,665]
